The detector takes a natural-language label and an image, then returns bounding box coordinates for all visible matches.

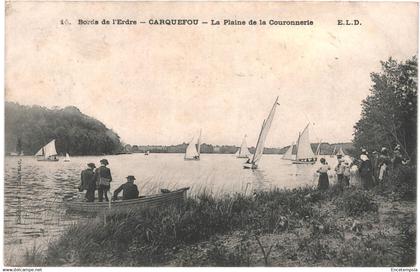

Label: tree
[5,103,124,155]
[353,56,417,161]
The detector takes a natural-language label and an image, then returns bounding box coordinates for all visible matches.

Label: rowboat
[64,187,190,213]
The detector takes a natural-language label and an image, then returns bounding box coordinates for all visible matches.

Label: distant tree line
[5,102,123,155]
[5,102,357,157]
[353,56,417,161]
[127,142,353,155]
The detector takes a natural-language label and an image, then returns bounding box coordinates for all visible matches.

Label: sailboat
[336,146,346,156]
[236,135,251,159]
[315,140,322,156]
[35,139,59,161]
[330,146,337,157]
[244,97,279,169]
[292,123,316,164]
[144,150,150,155]
[282,142,295,160]
[184,130,201,161]
[64,153,71,162]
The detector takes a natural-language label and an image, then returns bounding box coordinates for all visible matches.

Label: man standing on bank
[95,159,112,202]
[113,175,139,200]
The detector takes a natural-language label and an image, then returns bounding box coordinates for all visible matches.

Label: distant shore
[19,165,415,267]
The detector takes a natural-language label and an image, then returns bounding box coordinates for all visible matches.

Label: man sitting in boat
[79,163,96,202]
[112,175,139,200]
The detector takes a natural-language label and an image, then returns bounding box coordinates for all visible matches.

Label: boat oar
[107,190,113,210]
[103,191,113,225]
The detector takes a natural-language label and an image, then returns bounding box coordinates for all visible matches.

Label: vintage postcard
[3,1,418,269]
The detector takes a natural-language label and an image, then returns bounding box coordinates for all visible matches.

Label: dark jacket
[113,182,139,200]
[359,159,373,177]
[94,166,112,185]
[80,168,96,191]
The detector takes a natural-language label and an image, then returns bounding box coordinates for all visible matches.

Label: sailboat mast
[197,129,202,156]
[296,132,301,160]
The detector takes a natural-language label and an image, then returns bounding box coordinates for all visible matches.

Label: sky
[5,2,418,147]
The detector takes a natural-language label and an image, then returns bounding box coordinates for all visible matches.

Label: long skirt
[318,172,329,190]
[361,174,374,189]
[349,165,362,187]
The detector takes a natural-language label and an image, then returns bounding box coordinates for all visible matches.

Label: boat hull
[37,158,59,162]
[292,160,315,165]
[243,163,257,169]
[65,187,189,213]
[184,158,200,161]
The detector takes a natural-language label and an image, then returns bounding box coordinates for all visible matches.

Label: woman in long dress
[359,154,374,189]
[316,158,330,190]
[349,163,361,187]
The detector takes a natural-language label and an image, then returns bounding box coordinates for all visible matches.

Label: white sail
[315,140,322,156]
[44,139,58,158]
[282,143,295,160]
[250,97,279,165]
[36,139,58,158]
[337,147,345,156]
[332,146,337,155]
[185,136,199,159]
[197,129,202,156]
[65,153,70,161]
[237,135,251,158]
[235,149,240,156]
[35,147,44,156]
[296,124,315,160]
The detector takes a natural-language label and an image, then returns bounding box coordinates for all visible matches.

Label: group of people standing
[316,144,407,190]
[79,159,139,202]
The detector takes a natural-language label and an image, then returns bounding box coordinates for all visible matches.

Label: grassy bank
[28,166,416,267]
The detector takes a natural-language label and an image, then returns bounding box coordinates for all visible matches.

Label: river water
[4,153,340,264]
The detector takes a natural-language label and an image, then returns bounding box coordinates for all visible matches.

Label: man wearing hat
[79,163,96,202]
[113,175,139,200]
[95,159,113,202]
[393,148,404,168]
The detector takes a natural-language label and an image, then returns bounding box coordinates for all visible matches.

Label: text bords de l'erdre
[77,18,315,26]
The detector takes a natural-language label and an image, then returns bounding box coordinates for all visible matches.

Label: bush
[336,190,378,216]
[206,235,252,266]
[389,165,416,200]
[337,233,402,266]
[298,236,336,262]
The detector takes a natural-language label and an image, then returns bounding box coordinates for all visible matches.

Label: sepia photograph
[3,1,418,268]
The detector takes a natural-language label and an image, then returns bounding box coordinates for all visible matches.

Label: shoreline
[17,165,416,267]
